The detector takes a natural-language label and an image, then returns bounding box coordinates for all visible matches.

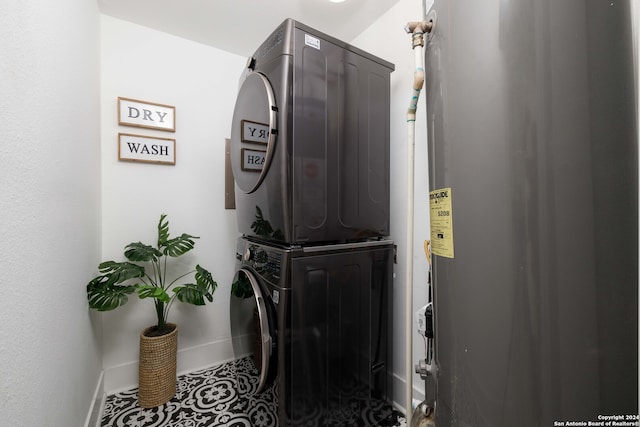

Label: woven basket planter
[138,323,178,408]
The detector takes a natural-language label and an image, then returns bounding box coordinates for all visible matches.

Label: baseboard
[175,338,236,376]
[391,372,426,416]
[84,371,105,427]
[93,391,107,427]
[103,337,235,394]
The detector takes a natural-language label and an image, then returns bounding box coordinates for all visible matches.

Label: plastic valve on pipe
[404,20,433,34]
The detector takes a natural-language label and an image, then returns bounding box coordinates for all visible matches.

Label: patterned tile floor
[101,359,406,427]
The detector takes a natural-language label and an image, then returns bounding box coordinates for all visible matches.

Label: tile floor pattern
[101,358,407,427]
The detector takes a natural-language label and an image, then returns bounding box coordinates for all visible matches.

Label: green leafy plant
[87,214,217,335]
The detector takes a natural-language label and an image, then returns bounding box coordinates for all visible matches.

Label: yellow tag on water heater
[429,187,455,258]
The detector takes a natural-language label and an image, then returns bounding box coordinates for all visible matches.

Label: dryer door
[230,267,278,395]
[230,72,278,194]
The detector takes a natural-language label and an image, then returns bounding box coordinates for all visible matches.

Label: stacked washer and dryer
[228,19,395,426]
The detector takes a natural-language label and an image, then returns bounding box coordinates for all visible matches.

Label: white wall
[352,0,433,411]
[100,16,246,391]
[0,1,103,426]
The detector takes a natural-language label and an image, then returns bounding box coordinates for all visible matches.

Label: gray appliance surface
[229,237,394,426]
[424,0,638,426]
[230,19,395,245]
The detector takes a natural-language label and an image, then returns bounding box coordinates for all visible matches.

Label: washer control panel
[246,243,282,282]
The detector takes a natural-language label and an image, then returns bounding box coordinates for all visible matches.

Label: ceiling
[97,0,402,58]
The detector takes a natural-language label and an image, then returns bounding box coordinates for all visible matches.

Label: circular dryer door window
[231,72,278,194]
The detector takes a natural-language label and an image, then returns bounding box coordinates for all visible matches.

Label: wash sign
[429,187,455,258]
[118,133,176,165]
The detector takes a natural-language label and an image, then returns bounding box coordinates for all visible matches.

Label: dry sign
[118,97,176,132]
[119,133,176,165]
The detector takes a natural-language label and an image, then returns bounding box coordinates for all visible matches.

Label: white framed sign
[118,97,176,132]
[118,133,176,165]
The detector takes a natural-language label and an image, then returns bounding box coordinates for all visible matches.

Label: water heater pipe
[404,21,429,426]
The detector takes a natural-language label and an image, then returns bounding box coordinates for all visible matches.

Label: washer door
[230,267,277,395]
[230,72,278,194]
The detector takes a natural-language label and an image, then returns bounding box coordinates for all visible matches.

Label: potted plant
[86,213,217,407]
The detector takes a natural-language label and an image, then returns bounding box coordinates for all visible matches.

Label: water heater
[424,0,638,425]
